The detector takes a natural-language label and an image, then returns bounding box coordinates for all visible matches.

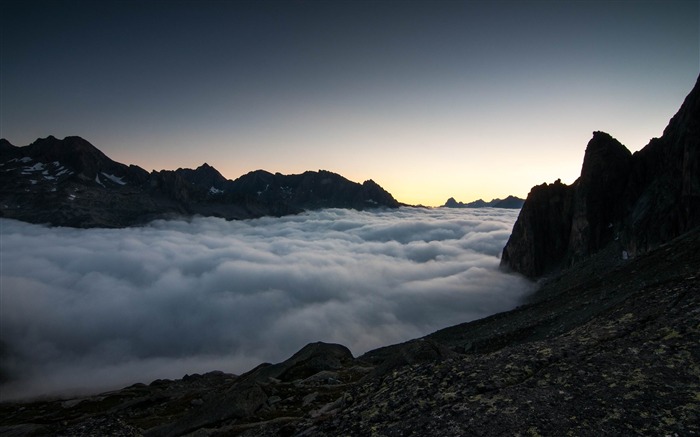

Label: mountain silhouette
[0,138,400,227]
[501,74,700,278]
[443,195,524,209]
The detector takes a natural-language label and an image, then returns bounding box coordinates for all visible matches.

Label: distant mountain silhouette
[501,74,700,278]
[0,137,400,227]
[443,195,524,209]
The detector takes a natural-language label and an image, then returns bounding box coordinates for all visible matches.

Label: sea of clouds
[0,207,532,400]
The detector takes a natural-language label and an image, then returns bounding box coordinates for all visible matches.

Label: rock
[568,131,632,261]
[500,179,574,277]
[502,74,700,277]
[361,338,459,378]
[145,382,268,437]
[622,74,700,255]
[492,195,526,209]
[243,342,355,383]
[56,417,142,437]
[302,392,319,406]
[444,197,460,207]
[175,163,228,192]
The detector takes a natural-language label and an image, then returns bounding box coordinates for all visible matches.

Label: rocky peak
[24,135,130,182]
[231,169,275,193]
[360,179,400,207]
[579,131,631,182]
[568,131,632,260]
[175,163,228,190]
[243,342,355,383]
[500,179,574,277]
[660,74,700,150]
[494,195,526,209]
[0,139,21,162]
[1,139,401,227]
[443,196,525,209]
[0,138,16,151]
[502,74,700,277]
[444,197,459,207]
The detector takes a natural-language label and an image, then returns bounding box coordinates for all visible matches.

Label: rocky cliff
[0,137,400,227]
[501,74,700,278]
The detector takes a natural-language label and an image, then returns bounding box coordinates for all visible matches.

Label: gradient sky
[1,0,698,206]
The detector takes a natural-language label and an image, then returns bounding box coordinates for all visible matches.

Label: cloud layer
[0,207,532,400]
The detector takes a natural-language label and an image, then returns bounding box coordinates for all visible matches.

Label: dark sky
[2,0,698,205]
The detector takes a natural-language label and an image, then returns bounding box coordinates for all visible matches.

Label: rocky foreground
[1,224,698,436]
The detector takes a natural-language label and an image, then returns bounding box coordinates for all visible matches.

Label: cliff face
[500,179,574,277]
[502,75,700,278]
[569,132,632,261]
[622,77,700,254]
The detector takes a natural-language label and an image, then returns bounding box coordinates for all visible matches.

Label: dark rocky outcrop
[443,195,524,209]
[241,342,356,384]
[174,163,229,192]
[500,179,574,278]
[502,74,700,278]
[568,132,632,261]
[0,138,400,228]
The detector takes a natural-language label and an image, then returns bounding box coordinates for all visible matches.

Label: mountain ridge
[443,195,524,209]
[0,137,400,227]
[501,74,700,278]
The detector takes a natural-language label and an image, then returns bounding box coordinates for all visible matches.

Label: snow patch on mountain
[102,172,126,185]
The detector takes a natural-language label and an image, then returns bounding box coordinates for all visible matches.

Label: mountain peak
[176,163,227,189]
[1,137,401,227]
[443,196,524,209]
[501,74,700,277]
[22,135,123,181]
[29,135,102,155]
[444,197,458,207]
[580,132,631,180]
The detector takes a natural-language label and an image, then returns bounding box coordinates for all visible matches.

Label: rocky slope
[0,136,400,228]
[501,74,700,278]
